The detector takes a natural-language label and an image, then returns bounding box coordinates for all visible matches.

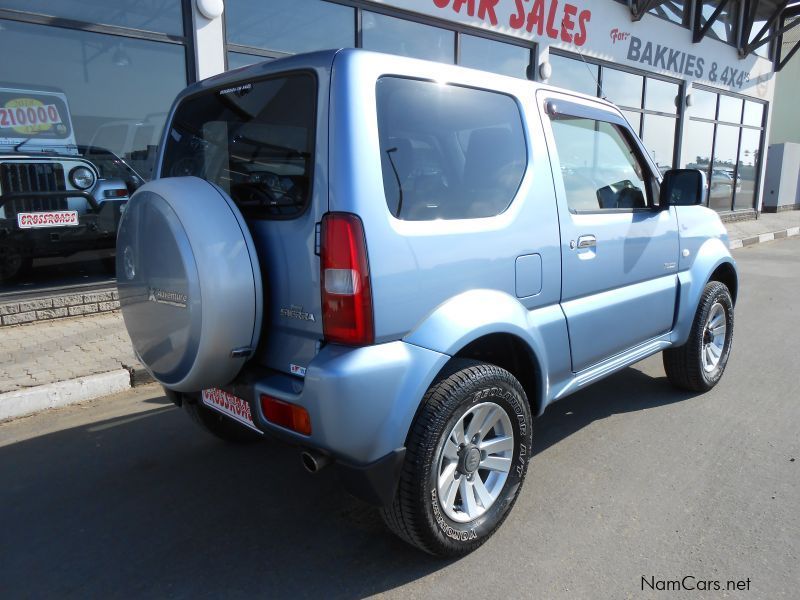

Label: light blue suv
[116,49,737,556]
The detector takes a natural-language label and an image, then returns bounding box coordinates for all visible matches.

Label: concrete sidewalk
[1,211,798,421]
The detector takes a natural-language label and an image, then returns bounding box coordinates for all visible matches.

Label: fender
[403,288,572,414]
[671,237,737,346]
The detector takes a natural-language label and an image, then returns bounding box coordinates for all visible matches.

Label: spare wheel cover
[116,176,263,392]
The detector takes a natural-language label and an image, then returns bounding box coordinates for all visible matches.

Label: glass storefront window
[691,89,717,119]
[743,101,764,127]
[0,18,187,289]
[459,35,530,79]
[622,110,642,136]
[227,52,271,70]
[709,124,740,211]
[225,0,354,54]
[644,78,679,114]
[0,0,184,35]
[735,128,762,210]
[642,114,677,172]
[718,94,743,123]
[601,69,643,109]
[547,54,598,96]
[362,12,454,64]
[681,120,715,171]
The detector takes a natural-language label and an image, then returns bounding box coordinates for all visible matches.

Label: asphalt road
[1,238,798,599]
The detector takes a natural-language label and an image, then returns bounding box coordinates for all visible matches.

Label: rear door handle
[576,234,596,249]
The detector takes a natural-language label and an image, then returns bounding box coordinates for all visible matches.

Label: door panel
[540,93,680,372]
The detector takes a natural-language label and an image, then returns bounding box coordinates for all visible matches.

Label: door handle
[576,234,596,249]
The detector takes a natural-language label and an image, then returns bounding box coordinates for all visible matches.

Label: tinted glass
[742,101,764,127]
[709,125,740,211]
[644,78,679,114]
[718,94,743,123]
[376,77,526,220]
[460,35,530,79]
[0,19,186,179]
[227,52,271,70]
[647,0,686,24]
[691,89,717,119]
[735,128,761,210]
[162,75,316,219]
[547,54,598,96]
[0,0,184,35]
[642,114,676,172]
[681,120,714,172]
[550,117,650,211]
[225,0,354,54]
[601,68,643,108]
[363,13,454,64]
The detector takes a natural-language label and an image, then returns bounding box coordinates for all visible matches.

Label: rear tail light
[260,395,312,435]
[320,213,374,345]
[103,188,128,199]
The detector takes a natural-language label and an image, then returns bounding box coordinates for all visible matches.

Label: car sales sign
[372,0,774,97]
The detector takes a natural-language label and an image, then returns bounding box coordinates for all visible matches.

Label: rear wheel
[663,281,734,392]
[184,398,262,444]
[382,360,533,556]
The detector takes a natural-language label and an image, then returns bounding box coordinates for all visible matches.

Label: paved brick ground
[0,312,137,394]
[0,211,797,395]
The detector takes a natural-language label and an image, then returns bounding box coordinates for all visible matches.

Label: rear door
[539,92,679,372]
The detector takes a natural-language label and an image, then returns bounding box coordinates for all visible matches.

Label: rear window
[376,77,526,221]
[161,73,316,219]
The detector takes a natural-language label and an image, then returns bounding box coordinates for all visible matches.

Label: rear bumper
[208,340,448,506]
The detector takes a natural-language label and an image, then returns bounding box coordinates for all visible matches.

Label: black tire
[663,281,734,392]
[0,243,32,282]
[382,360,533,556]
[183,397,262,444]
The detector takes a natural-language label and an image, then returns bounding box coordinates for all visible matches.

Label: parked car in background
[117,50,738,556]
[0,85,141,281]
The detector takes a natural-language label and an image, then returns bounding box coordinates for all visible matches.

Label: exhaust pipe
[301,450,331,474]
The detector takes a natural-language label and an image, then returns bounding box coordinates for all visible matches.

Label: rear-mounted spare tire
[116,176,263,392]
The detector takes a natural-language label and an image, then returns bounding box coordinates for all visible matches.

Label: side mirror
[660,169,707,207]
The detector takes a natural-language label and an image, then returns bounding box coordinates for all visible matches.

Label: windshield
[161,73,317,219]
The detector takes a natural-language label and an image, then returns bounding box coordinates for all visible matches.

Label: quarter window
[550,117,652,211]
[376,77,526,220]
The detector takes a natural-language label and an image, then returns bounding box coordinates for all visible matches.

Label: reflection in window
[700,0,740,45]
[645,78,679,114]
[460,35,530,79]
[681,120,714,172]
[601,69,643,109]
[622,110,642,136]
[709,125,740,211]
[225,0,354,54]
[0,19,186,180]
[690,89,718,119]
[735,128,761,210]
[547,54,598,96]
[742,101,764,127]
[550,118,650,211]
[642,114,676,172]
[717,94,743,123]
[362,12,454,64]
[227,52,271,70]
[0,0,184,35]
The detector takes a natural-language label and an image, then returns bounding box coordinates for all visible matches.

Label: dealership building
[0,0,798,295]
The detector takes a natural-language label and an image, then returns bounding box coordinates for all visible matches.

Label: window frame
[375,75,529,222]
[545,98,661,215]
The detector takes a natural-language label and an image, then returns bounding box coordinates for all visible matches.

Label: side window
[549,116,652,212]
[376,77,526,221]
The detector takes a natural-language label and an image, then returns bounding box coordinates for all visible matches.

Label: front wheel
[382,360,533,556]
[663,281,734,392]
